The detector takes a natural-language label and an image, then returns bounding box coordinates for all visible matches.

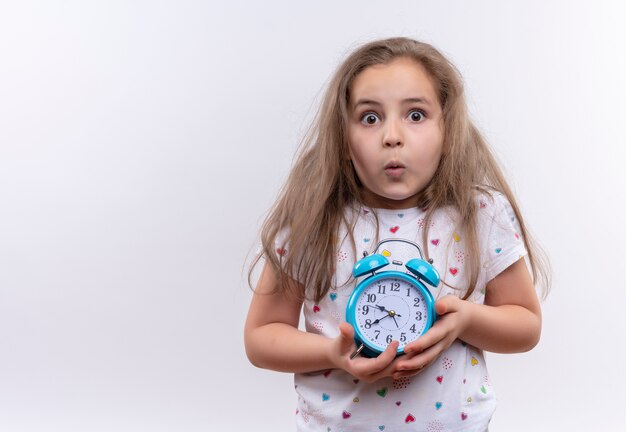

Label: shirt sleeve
[480,192,528,283]
[254,227,292,266]
[272,226,305,283]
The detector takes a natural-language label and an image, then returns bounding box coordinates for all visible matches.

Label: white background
[1,1,625,430]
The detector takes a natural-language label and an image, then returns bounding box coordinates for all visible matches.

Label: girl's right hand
[329,322,399,383]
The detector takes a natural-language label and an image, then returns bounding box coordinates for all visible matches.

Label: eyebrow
[352,97,433,109]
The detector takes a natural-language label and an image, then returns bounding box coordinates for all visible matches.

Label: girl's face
[347,57,443,209]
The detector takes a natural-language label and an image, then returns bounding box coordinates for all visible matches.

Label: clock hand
[375,304,402,318]
[372,311,403,326]
[391,315,399,328]
[372,314,390,325]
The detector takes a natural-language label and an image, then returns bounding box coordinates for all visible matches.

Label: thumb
[435,295,459,316]
[337,322,356,353]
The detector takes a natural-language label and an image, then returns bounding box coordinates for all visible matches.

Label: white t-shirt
[281,191,526,432]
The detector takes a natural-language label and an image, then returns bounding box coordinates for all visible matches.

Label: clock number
[414,297,421,307]
[364,319,372,329]
[400,332,407,342]
[406,287,411,297]
[410,324,417,333]
[378,285,386,294]
[416,311,422,321]
[390,282,400,292]
[386,334,393,343]
[361,305,370,315]
[367,293,377,303]
[374,330,380,340]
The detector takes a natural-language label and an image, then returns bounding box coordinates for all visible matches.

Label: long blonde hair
[250,37,550,302]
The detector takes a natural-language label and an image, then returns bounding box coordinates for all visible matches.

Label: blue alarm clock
[346,239,441,358]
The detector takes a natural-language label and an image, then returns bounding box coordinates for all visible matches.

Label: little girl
[244,37,549,431]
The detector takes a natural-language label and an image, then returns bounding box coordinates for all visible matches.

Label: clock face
[354,275,431,352]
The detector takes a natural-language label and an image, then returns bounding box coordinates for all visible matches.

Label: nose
[383,118,403,148]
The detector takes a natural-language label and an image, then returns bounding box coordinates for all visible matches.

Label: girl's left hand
[392,295,470,379]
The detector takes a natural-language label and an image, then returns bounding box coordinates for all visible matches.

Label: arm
[393,258,541,378]
[244,262,333,372]
[244,262,399,381]
[451,257,541,353]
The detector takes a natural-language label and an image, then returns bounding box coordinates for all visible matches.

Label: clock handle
[374,238,425,259]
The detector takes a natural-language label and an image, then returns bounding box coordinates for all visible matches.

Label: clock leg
[350,343,365,359]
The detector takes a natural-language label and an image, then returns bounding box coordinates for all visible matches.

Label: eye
[408,110,426,122]
[360,112,380,125]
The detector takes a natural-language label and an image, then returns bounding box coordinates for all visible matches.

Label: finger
[392,360,429,379]
[394,350,430,373]
[339,321,354,338]
[397,331,452,370]
[366,355,401,382]
[360,342,401,380]
[394,336,452,378]
[435,295,458,315]
[337,322,356,355]
[353,340,399,377]
[403,323,445,355]
[392,366,427,379]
